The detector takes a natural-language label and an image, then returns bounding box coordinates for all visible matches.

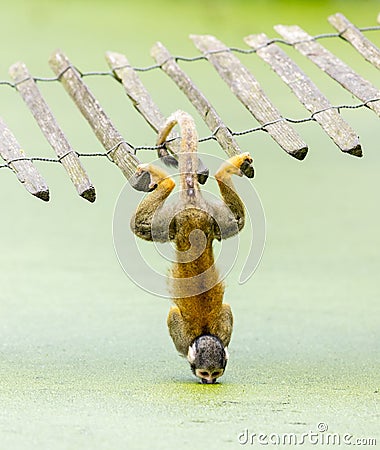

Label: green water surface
[0,1,379,449]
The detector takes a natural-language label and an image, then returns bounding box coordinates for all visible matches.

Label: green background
[0,0,378,448]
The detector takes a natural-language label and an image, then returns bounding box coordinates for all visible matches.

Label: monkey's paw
[136,163,173,190]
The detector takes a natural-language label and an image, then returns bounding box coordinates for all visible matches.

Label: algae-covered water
[0,1,379,449]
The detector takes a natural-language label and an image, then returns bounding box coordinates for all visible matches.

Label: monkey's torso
[167,203,233,356]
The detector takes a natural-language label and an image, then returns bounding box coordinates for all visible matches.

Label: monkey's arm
[211,153,253,240]
[209,303,233,348]
[130,164,176,242]
[167,305,194,356]
[168,303,233,356]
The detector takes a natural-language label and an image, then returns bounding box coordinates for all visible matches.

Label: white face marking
[195,368,224,383]
[187,344,196,364]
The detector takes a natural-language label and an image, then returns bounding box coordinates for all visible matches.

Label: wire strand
[1,97,378,170]
[1,26,379,170]
[0,26,378,85]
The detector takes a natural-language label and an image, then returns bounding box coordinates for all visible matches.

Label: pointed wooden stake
[275,25,380,117]
[190,34,308,160]
[9,62,96,202]
[49,50,151,191]
[0,117,49,201]
[245,33,361,156]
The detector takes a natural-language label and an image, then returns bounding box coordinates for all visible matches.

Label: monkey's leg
[130,164,176,242]
[211,152,253,239]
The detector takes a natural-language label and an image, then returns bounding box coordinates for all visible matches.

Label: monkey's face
[187,335,229,384]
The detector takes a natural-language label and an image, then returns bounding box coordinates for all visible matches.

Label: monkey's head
[187,334,229,384]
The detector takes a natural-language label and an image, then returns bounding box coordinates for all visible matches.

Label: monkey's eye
[212,371,222,378]
[200,371,209,377]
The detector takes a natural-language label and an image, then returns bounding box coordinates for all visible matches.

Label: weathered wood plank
[151,41,243,159]
[49,50,151,191]
[9,62,96,202]
[274,25,380,116]
[244,33,362,156]
[105,51,180,158]
[0,117,49,201]
[190,34,308,160]
[106,50,213,183]
[328,13,380,70]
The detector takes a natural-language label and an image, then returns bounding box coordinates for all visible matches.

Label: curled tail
[157,110,201,201]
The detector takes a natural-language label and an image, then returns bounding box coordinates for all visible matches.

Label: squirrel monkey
[131,111,253,384]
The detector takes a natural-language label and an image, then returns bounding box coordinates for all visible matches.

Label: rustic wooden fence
[1,12,379,202]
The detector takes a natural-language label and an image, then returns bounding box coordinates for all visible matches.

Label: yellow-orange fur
[131,110,252,358]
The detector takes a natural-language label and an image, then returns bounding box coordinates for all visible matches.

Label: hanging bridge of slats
[0,12,380,202]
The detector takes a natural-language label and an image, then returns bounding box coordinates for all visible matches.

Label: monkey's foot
[135,163,174,190]
[227,152,253,173]
[215,152,254,180]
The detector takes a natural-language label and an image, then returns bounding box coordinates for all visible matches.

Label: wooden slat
[0,117,49,201]
[106,51,214,182]
[328,13,380,70]
[105,51,181,158]
[151,41,243,159]
[9,62,96,202]
[190,34,308,160]
[274,25,380,116]
[48,50,151,192]
[245,33,362,156]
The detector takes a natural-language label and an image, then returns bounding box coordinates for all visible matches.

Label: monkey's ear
[224,347,229,360]
[187,344,196,364]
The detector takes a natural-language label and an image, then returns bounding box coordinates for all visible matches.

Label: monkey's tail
[157,110,200,201]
